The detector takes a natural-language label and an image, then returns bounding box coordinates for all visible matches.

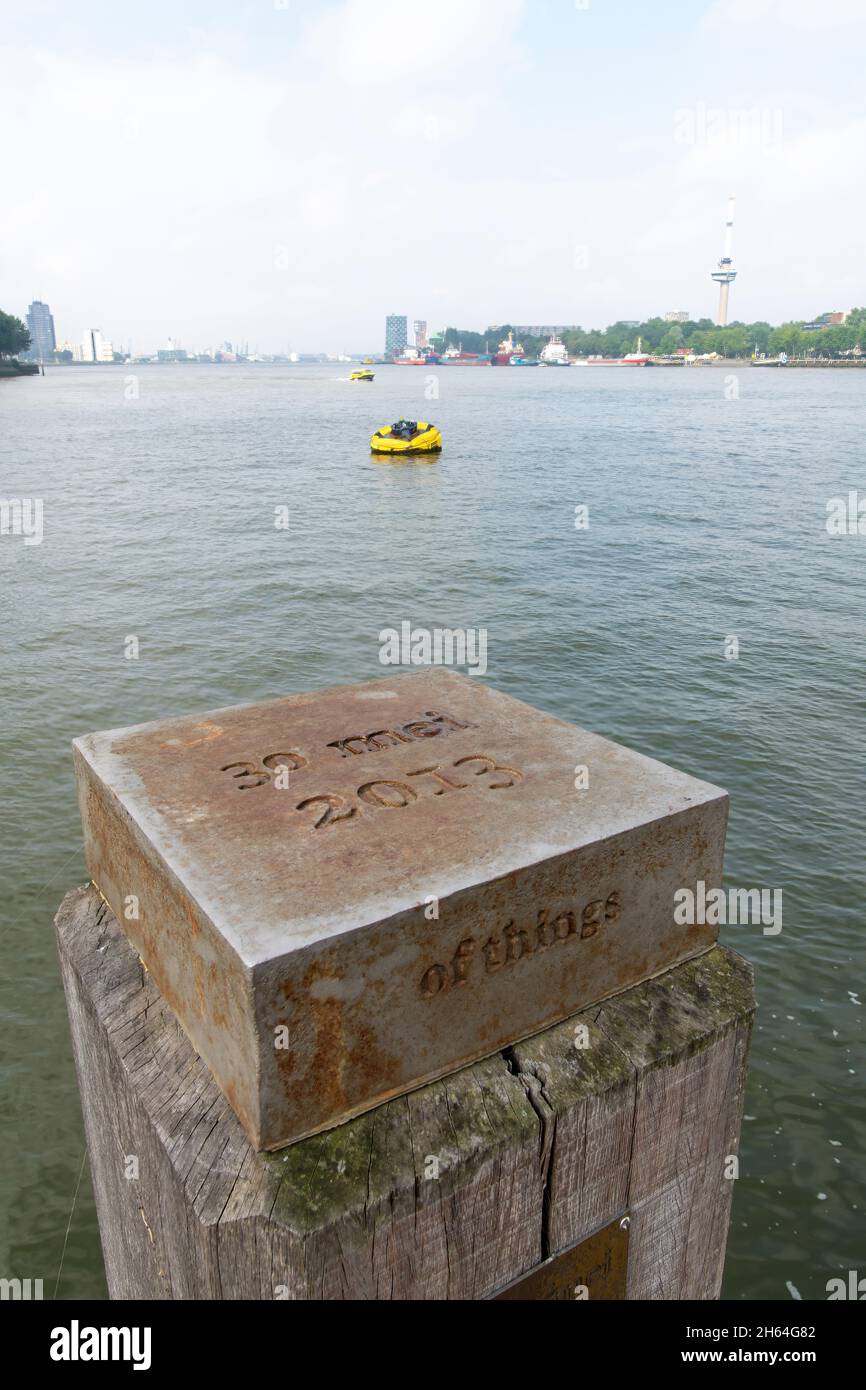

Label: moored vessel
[394,346,441,366]
[440,344,491,365]
[576,337,651,366]
[493,331,523,366]
[540,334,571,366]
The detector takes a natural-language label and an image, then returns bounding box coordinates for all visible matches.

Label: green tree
[0,310,31,358]
[439,311,864,363]
[720,325,750,357]
[442,326,495,353]
[635,318,668,351]
[689,329,713,353]
[746,322,772,354]
[769,322,805,356]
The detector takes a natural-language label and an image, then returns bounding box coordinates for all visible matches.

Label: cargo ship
[540,334,571,366]
[492,331,545,366]
[439,344,491,365]
[575,337,651,367]
[493,331,522,366]
[394,346,441,366]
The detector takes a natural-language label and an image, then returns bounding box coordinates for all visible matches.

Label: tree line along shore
[439,311,866,361]
[3,306,865,370]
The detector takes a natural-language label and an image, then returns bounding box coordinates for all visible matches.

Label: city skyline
[13,289,860,364]
[2,0,864,352]
[10,198,862,358]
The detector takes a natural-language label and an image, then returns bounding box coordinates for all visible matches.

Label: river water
[0,363,862,1300]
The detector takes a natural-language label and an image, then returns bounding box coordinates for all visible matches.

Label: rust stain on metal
[492,1215,630,1301]
[73,669,728,1150]
[159,720,226,751]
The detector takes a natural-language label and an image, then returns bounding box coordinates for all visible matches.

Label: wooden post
[56,884,754,1301]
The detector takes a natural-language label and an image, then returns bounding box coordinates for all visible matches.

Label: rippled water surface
[1,363,862,1299]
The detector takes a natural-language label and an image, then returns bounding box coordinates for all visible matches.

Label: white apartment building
[79,329,114,362]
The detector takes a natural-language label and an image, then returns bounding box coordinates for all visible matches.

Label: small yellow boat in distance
[350,368,375,382]
[371,419,442,455]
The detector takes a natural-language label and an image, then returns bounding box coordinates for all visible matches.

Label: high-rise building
[79,329,114,363]
[24,300,56,361]
[385,314,408,358]
[413,319,428,349]
[664,310,689,323]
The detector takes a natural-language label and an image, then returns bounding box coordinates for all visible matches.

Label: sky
[2,0,864,353]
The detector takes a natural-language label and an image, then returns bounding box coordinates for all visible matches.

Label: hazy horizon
[3,0,864,354]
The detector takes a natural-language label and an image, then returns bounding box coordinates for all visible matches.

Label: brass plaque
[492,1216,630,1301]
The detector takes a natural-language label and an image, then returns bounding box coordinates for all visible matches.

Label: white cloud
[2,49,287,211]
[0,2,530,349]
[1,2,863,351]
[674,117,866,202]
[282,284,333,303]
[498,238,548,270]
[302,0,524,84]
[388,97,489,146]
[703,0,866,30]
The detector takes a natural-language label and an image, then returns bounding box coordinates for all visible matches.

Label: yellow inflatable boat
[371,419,442,455]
